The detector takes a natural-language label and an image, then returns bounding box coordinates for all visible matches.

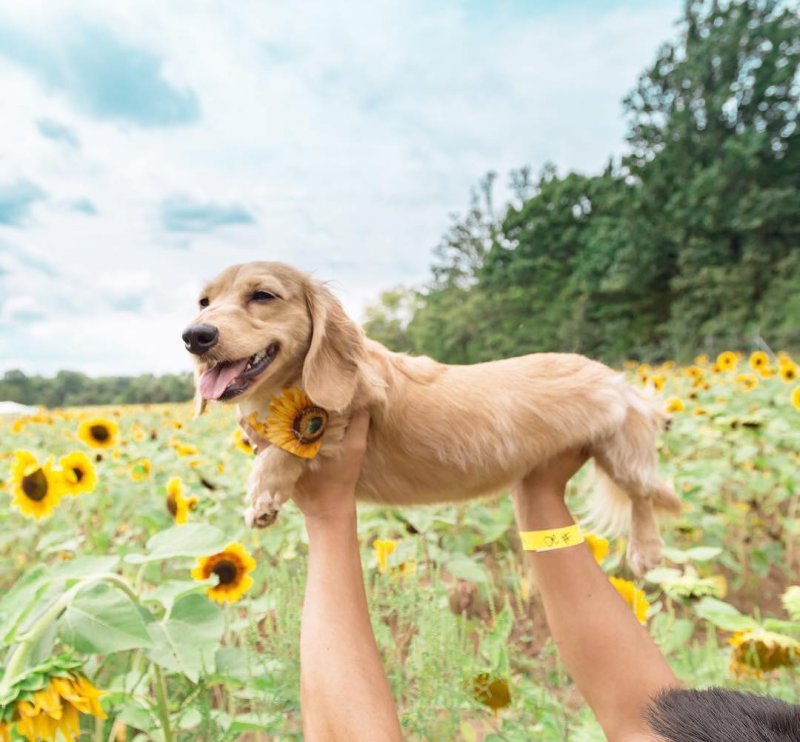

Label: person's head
[646,688,800,741]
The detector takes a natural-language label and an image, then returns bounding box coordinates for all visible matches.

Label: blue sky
[0,0,682,376]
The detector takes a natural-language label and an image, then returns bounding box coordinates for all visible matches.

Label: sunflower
[650,375,666,392]
[191,542,256,603]
[129,458,151,482]
[373,538,397,573]
[77,417,119,449]
[232,427,255,455]
[685,366,705,380]
[665,397,685,414]
[165,477,198,525]
[778,362,798,383]
[729,628,800,676]
[472,673,511,713]
[2,668,106,742]
[735,373,758,392]
[609,577,650,624]
[791,387,800,412]
[249,387,328,459]
[716,351,737,372]
[58,452,97,496]
[170,439,199,457]
[758,364,775,379]
[748,351,769,371]
[9,451,63,520]
[585,533,609,564]
[694,354,709,366]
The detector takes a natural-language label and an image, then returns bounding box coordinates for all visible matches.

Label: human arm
[292,411,402,742]
[512,450,680,742]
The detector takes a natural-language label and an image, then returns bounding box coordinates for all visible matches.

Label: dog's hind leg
[586,392,680,575]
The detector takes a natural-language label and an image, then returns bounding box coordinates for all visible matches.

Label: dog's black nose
[182,323,219,354]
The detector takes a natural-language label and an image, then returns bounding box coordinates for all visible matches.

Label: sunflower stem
[153,665,174,742]
[0,573,140,695]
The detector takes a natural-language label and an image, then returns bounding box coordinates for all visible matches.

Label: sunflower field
[1,351,799,741]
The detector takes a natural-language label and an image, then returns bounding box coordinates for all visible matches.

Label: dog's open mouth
[198,343,280,401]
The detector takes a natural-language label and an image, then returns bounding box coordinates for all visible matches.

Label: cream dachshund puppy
[183,262,679,574]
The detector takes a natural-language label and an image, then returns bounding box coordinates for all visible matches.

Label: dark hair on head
[646,688,800,742]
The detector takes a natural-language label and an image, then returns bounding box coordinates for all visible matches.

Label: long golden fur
[186,261,680,573]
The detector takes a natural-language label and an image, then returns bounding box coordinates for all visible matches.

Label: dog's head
[184,262,365,415]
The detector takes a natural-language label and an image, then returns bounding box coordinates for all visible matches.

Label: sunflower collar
[248,387,328,459]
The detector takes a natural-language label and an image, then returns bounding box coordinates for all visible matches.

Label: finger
[342,409,370,454]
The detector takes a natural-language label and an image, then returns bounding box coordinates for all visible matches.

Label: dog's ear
[302,283,363,412]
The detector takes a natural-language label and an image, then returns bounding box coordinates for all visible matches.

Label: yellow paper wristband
[520,524,584,552]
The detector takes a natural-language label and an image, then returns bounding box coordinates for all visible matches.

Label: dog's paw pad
[244,504,279,529]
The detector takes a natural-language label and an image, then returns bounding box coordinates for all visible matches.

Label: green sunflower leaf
[58,583,153,654]
[145,594,224,682]
[125,524,229,564]
[694,597,757,632]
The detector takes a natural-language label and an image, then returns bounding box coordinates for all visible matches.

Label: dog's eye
[251,290,276,302]
[199,297,210,308]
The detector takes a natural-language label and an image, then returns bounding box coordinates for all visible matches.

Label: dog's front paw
[244,492,282,529]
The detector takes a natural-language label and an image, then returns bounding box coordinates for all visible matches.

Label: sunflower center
[166,493,178,517]
[21,469,48,502]
[213,560,238,585]
[71,467,84,483]
[90,425,110,442]
[293,407,328,444]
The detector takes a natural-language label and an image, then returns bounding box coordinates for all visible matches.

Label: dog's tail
[583,465,633,538]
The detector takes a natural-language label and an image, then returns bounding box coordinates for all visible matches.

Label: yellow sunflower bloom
[373,538,397,573]
[58,452,97,496]
[729,628,800,677]
[735,373,758,392]
[9,450,63,520]
[716,351,737,372]
[685,365,705,380]
[748,351,769,371]
[585,533,609,564]
[778,362,798,383]
[170,439,199,457]
[77,417,119,449]
[694,354,709,366]
[650,375,666,392]
[11,674,105,742]
[165,477,198,525]
[191,542,256,604]
[129,458,152,482]
[232,427,255,455]
[791,387,800,412]
[665,397,685,414]
[758,364,775,379]
[249,387,328,459]
[609,577,650,624]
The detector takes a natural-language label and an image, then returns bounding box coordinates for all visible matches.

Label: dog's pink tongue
[198,359,249,400]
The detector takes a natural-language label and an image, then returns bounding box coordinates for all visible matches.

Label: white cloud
[0,0,682,376]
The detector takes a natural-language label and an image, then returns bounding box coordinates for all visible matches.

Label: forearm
[300,510,402,742]
[517,492,679,741]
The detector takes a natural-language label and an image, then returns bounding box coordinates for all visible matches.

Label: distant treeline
[364,0,800,364]
[0,370,193,408]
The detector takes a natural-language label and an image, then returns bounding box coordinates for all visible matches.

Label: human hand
[292,409,370,522]
[512,446,589,530]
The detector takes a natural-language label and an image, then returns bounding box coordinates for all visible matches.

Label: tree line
[0,370,193,408]
[364,0,800,364]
